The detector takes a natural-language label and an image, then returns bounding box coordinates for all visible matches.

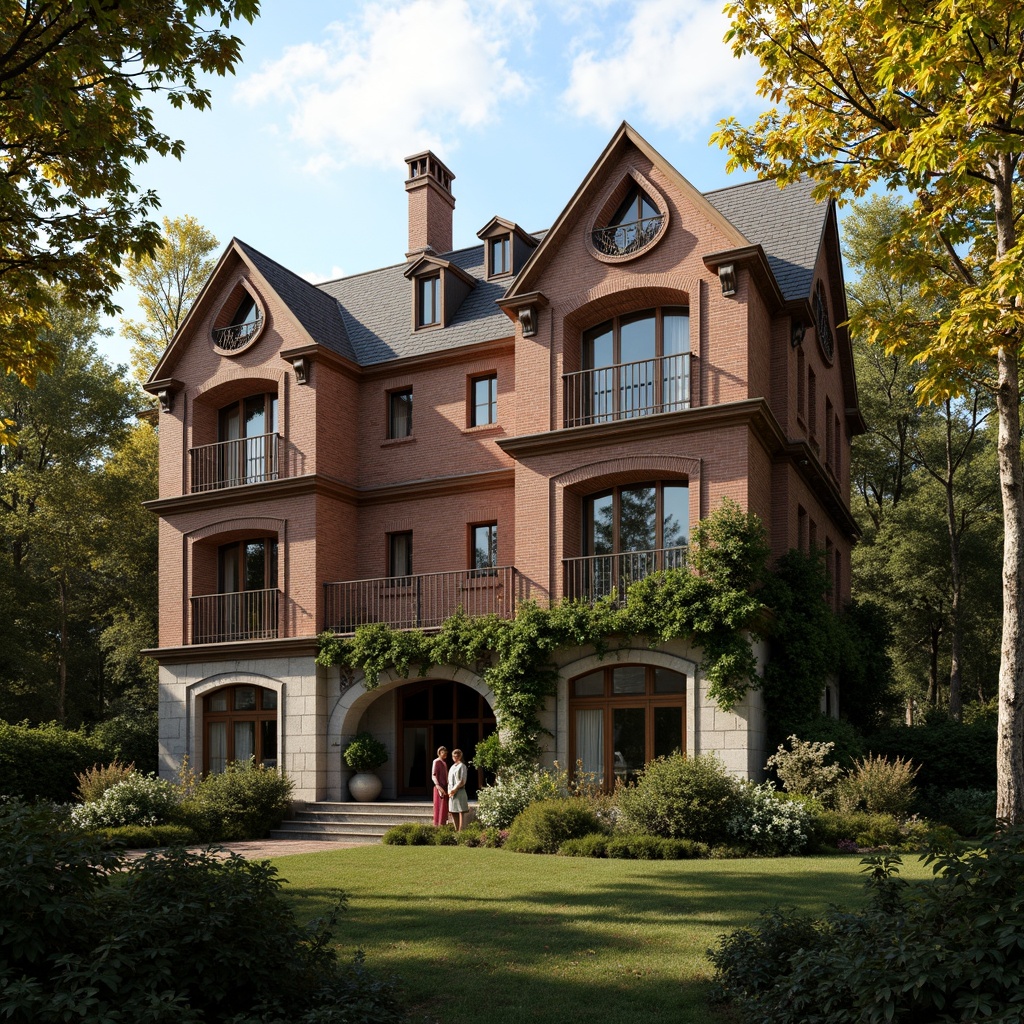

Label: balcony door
[396,680,495,798]
[205,538,278,642]
[216,393,278,487]
[572,482,688,600]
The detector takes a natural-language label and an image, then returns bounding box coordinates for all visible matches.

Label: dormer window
[212,283,265,354]
[419,275,440,328]
[490,236,511,277]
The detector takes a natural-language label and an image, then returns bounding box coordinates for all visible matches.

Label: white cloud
[237,0,534,172]
[300,266,348,284]
[561,0,759,137]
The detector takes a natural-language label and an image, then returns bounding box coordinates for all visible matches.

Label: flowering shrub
[727,783,811,855]
[765,735,842,802]
[75,759,136,804]
[72,772,179,828]
[475,766,561,828]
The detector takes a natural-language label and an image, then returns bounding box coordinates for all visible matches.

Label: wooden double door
[397,680,495,798]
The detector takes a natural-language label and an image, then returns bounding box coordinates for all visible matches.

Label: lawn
[268,846,934,1024]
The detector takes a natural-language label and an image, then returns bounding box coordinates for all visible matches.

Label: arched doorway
[396,680,495,798]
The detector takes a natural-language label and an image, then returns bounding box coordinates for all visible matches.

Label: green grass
[268,846,934,1024]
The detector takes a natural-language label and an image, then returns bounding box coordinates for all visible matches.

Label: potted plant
[342,732,389,801]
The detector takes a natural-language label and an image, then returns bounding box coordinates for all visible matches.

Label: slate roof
[704,175,825,303]
[242,176,827,368]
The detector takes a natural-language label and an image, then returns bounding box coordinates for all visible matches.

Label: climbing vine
[317,500,846,765]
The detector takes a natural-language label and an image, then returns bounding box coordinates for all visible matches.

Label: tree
[0,0,257,388]
[122,215,219,385]
[714,0,1024,821]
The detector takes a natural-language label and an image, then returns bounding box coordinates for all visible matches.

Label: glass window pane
[208,722,227,774]
[244,394,266,437]
[619,315,656,364]
[433,682,454,720]
[404,726,428,788]
[261,687,277,710]
[583,323,613,369]
[457,685,480,718]
[586,493,615,556]
[473,375,496,425]
[612,707,645,786]
[402,686,429,720]
[618,486,656,552]
[208,692,228,713]
[390,532,412,576]
[573,671,605,697]
[576,708,604,785]
[234,722,255,762]
[245,542,266,591]
[662,485,689,551]
[612,666,646,694]
[654,668,686,694]
[234,686,257,711]
[473,524,497,569]
[653,706,683,759]
[389,390,412,438]
[260,719,277,767]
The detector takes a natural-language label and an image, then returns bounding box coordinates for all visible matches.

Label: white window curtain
[576,708,604,786]
[234,721,255,764]
[208,723,227,774]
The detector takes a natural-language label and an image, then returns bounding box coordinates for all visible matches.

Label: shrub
[559,833,609,857]
[506,798,605,854]
[170,796,224,842]
[658,837,711,859]
[788,714,865,768]
[342,732,388,772]
[709,827,1024,1024]
[728,783,812,855]
[195,758,294,840]
[0,721,106,801]
[96,823,198,848]
[75,759,136,804]
[606,833,665,859]
[90,711,159,775]
[865,719,996,791]
[478,826,508,848]
[70,772,179,828]
[765,735,843,801]
[454,821,485,846]
[918,787,996,836]
[0,799,404,1024]
[475,765,561,828]
[434,823,458,846]
[835,753,919,816]
[381,822,437,845]
[617,752,742,844]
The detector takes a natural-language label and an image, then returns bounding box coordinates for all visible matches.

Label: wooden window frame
[203,684,278,775]
[469,373,498,426]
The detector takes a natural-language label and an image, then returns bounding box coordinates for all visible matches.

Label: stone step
[268,827,381,844]
[270,800,462,844]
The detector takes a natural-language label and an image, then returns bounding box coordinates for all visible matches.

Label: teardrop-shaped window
[590,175,668,261]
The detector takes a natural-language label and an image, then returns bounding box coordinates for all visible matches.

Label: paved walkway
[126,838,372,860]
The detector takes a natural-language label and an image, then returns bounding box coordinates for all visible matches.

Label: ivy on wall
[317,501,852,765]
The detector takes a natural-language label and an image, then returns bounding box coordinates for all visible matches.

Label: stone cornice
[143,636,319,665]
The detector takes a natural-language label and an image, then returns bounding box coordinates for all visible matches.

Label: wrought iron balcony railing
[190,588,279,644]
[324,566,520,634]
[591,215,664,256]
[213,317,263,351]
[190,433,280,493]
[563,546,688,603]
[564,352,692,428]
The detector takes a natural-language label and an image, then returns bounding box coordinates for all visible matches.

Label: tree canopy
[0,0,257,386]
[714,0,1024,820]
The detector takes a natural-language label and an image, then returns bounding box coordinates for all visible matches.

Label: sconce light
[791,320,807,349]
[291,355,310,385]
[157,389,173,413]
[718,263,736,297]
[519,306,537,338]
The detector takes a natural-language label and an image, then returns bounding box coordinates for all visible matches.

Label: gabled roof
[704,175,826,303]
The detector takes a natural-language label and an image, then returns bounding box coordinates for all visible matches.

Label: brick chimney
[405,151,455,258]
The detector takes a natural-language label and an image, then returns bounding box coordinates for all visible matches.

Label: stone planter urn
[348,770,384,802]
[342,732,389,802]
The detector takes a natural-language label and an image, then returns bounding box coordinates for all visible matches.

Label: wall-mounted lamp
[157,389,173,413]
[291,355,310,385]
[791,321,807,349]
[718,263,736,297]
[519,306,537,337]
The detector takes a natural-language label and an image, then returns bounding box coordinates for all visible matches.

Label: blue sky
[102,0,770,368]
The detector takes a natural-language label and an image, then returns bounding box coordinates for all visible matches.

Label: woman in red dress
[431,746,449,826]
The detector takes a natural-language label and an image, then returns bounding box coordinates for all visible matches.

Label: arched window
[566,307,691,427]
[203,684,278,774]
[591,184,664,256]
[569,664,686,791]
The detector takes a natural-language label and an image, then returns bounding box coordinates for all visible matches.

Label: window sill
[461,423,503,437]
[381,435,417,448]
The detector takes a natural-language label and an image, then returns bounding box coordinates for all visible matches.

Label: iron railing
[591,215,664,256]
[190,588,279,644]
[563,546,688,603]
[213,317,263,351]
[190,433,280,492]
[564,353,692,427]
[324,566,520,633]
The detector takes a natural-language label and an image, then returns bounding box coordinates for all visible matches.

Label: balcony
[190,589,279,644]
[324,566,521,634]
[563,546,688,603]
[563,353,692,428]
[213,317,263,352]
[591,215,664,257]
[190,433,280,493]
